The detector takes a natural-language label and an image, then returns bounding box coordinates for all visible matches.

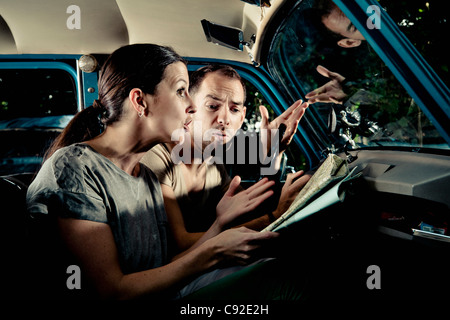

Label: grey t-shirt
[141,144,231,232]
[26,143,169,274]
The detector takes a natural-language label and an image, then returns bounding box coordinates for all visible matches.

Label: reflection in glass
[267,0,449,152]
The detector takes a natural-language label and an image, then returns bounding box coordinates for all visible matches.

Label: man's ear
[337,38,361,48]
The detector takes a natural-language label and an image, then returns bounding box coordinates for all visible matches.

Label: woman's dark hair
[189,64,246,103]
[45,44,185,160]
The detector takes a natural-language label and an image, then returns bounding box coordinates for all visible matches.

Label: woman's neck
[164,141,205,169]
[86,126,158,176]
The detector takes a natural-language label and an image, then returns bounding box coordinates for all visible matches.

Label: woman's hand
[215,176,275,229]
[205,227,279,266]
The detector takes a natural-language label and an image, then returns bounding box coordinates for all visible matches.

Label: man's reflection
[315,0,366,48]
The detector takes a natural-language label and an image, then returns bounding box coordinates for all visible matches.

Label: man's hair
[315,0,336,16]
[189,64,247,103]
[313,0,347,42]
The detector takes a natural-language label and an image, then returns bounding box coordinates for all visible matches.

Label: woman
[26,44,279,299]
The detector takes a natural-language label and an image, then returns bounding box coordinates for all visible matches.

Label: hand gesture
[272,170,311,220]
[259,99,308,154]
[216,176,275,228]
[305,65,347,104]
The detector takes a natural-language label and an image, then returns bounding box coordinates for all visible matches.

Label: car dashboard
[276,148,450,299]
[348,149,450,208]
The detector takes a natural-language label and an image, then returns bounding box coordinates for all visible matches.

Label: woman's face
[149,61,196,141]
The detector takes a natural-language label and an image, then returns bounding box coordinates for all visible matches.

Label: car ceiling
[0,0,285,64]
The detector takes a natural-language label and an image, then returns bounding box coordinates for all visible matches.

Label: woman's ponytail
[43,104,104,160]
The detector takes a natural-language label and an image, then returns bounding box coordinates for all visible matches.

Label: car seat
[0,174,33,299]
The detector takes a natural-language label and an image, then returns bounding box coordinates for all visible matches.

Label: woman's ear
[129,88,146,117]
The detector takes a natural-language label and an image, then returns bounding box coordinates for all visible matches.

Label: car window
[377,0,448,86]
[266,0,449,154]
[0,68,77,175]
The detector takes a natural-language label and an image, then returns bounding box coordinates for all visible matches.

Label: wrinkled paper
[262,154,359,232]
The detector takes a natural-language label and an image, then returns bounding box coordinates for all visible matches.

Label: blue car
[0,0,449,301]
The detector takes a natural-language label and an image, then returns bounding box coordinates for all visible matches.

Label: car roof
[0,0,285,64]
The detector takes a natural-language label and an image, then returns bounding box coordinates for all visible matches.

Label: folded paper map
[262,153,360,232]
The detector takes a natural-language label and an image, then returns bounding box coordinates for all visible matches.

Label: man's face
[322,6,365,48]
[191,72,246,151]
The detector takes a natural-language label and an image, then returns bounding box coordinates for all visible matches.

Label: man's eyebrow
[205,94,244,107]
[206,94,222,101]
[205,94,243,104]
[347,21,356,32]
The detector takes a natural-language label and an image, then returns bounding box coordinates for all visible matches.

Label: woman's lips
[183,120,192,131]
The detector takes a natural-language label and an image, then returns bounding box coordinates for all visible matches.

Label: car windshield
[267,0,449,152]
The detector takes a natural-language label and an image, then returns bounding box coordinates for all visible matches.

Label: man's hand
[259,99,308,155]
[272,170,311,220]
[305,65,347,104]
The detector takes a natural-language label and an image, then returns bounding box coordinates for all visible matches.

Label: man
[306,0,369,104]
[141,64,310,252]
[306,1,387,148]
[315,0,366,49]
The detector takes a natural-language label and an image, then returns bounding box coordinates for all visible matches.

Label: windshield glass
[267,0,449,152]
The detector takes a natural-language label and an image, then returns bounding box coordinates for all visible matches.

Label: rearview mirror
[201,19,246,51]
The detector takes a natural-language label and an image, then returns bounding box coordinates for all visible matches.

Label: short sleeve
[27,188,107,222]
[26,150,107,222]
[53,190,107,222]
[141,144,174,187]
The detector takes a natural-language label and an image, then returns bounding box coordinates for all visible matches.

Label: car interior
[1,0,449,300]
